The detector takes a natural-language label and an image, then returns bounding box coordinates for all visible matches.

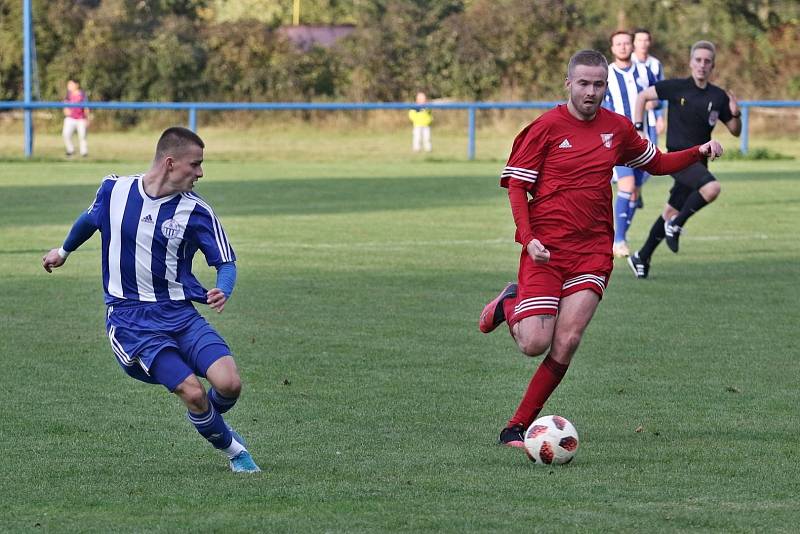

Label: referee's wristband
[634,122,644,131]
[57,247,71,259]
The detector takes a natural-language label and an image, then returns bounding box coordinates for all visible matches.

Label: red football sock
[508,355,570,428]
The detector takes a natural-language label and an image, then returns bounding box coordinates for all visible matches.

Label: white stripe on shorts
[108,325,134,367]
[562,274,606,292]
[514,296,560,314]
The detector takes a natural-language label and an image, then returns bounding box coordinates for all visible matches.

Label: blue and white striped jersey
[603,62,657,122]
[634,54,664,83]
[633,54,666,124]
[87,174,235,305]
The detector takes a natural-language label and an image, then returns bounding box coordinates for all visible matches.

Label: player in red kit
[478,50,724,448]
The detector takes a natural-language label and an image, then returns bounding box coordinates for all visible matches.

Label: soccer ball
[524,415,579,465]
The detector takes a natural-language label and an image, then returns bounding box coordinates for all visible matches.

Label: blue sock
[626,198,638,231]
[614,191,632,242]
[208,388,238,414]
[187,405,232,450]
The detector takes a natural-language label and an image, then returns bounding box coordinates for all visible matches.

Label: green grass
[1,138,799,532]
[2,112,798,163]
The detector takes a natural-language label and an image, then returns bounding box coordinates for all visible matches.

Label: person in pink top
[63,79,89,157]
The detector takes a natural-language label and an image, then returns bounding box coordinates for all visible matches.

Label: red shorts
[508,248,613,327]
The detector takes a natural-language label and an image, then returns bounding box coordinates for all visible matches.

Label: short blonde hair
[567,50,608,79]
[690,40,716,63]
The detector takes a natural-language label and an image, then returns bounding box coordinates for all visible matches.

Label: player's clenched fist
[698,140,723,161]
[527,239,551,264]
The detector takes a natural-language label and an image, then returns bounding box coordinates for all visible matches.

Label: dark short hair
[567,50,608,79]
[155,127,205,159]
[609,30,633,45]
[633,28,651,38]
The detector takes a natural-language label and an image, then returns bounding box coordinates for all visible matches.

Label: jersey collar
[137,175,180,204]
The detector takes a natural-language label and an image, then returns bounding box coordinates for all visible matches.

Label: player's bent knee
[206,355,242,398]
[516,336,551,357]
[216,374,242,399]
[701,181,721,202]
[521,342,550,358]
[175,378,208,412]
[513,315,555,357]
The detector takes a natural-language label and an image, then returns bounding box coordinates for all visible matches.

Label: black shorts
[668,162,716,210]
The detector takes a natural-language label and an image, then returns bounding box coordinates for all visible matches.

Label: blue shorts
[105,300,231,392]
[612,165,649,187]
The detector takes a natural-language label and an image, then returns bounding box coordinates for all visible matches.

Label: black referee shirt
[655,77,733,152]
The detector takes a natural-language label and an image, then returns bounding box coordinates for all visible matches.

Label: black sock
[492,295,508,324]
[639,216,665,262]
[672,190,708,227]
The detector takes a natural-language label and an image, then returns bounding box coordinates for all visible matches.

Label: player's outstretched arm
[636,138,723,176]
[42,211,98,273]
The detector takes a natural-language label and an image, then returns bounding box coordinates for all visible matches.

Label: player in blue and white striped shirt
[603,30,658,257]
[42,127,260,473]
[633,29,666,148]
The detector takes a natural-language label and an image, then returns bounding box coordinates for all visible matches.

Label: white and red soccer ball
[524,415,579,465]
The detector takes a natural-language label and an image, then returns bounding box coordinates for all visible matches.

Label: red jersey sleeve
[617,123,658,169]
[500,119,549,246]
[500,120,548,191]
[618,121,703,175]
[507,182,534,246]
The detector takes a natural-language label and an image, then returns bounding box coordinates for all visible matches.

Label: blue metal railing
[1,100,797,159]
[734,101,800,156]
[22,0,33,157]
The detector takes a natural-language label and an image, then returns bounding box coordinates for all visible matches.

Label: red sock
[507,355,570,428]
[502,295,517,324]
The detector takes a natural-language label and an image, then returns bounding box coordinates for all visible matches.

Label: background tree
[1,0,798,128]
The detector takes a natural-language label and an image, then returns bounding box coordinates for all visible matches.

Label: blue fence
[1,100,797,159]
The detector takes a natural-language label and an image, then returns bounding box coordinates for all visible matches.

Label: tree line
[1,0,798,126]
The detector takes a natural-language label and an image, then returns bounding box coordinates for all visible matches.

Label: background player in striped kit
[603,31,658,258]
[42,127,261,473]
[632,28,666,212]
[632,29,666,148]
[478,50,724,448]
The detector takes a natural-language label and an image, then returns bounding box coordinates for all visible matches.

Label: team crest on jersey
[161,218,184,240]
[708,110,719,126]
[600,133,613,148]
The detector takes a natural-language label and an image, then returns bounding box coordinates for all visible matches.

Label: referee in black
[628,40,742,279]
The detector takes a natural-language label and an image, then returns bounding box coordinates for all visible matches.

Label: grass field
[1,133,799,532]
[1,110,799,162]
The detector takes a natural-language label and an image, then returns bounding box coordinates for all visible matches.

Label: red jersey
[64,90,87,120]
[500,104,658,255]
